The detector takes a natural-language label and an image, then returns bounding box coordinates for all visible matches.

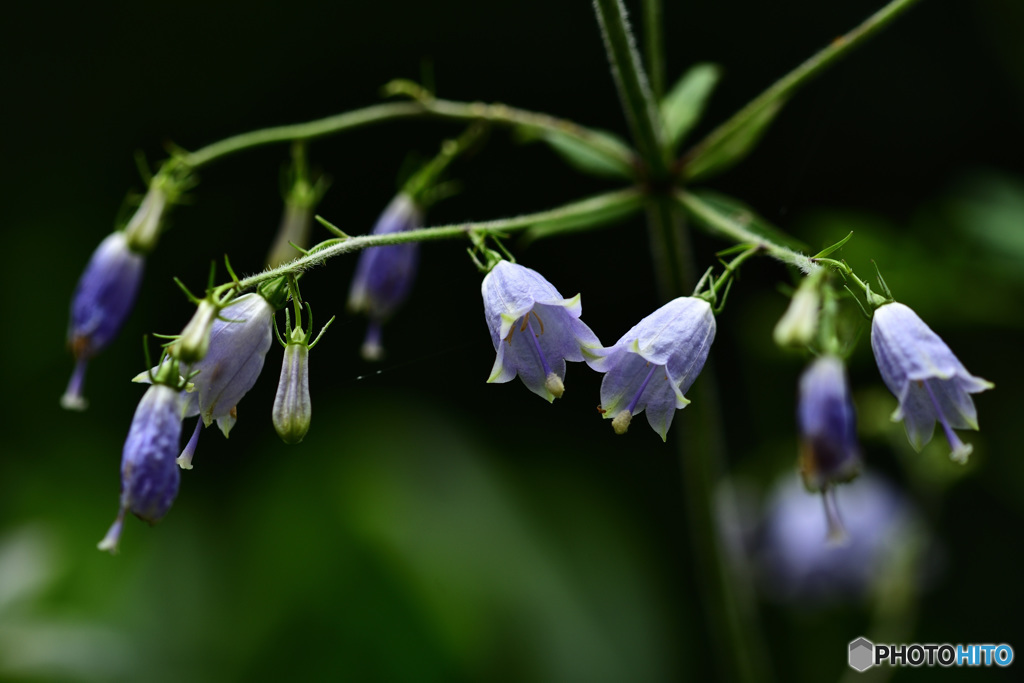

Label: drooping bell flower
[63,231,145,410]
[271,304,333,444]
[180,292,275,454]
[136,292,275,469]
[590,297,715,440]
[97,381,183,554]
[797,355,860,541]
[347,193,423,360]
[797,355,860,491]
[870,302,993,462]
[481,260,601,402]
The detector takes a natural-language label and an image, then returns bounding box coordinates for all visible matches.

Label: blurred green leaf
[661,63,721,150]
[682,99,785,182]
[520,189,643,244]
[944,170,1024,271]
[538,128,634,180]
[687,188,807,251]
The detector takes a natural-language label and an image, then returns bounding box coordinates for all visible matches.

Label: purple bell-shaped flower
[347,193,423,360]
[589,297,716,440]
[870,302,993,462]
[481,260,602,402]
[797,355,860,491]
[63,232,145,410]
[98,381,183,554]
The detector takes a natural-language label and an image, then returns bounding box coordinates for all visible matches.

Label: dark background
[3,0,1023,680]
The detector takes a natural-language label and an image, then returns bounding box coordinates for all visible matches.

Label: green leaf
[661,63,721,150]
[687,189,807,252]
[682,98,785,182]
[521,191,643,245]
[539,129,635,180]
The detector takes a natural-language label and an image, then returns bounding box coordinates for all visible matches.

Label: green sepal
[258,276,291,310]
[812,231,854,259]
[661,63,722,151]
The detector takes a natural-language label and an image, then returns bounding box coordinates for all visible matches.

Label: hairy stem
[675,190,814,270]
[593,0,668,177]
[642,0,666,101]
[680,0,924,177]
[234,188,644,291]
[181,99,636,171]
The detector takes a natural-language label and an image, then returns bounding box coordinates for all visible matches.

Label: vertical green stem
[593,0,668,177]
[642,0,666,101]
[650,190,771,683]
[680,377,773,683]
[645,197,692,300]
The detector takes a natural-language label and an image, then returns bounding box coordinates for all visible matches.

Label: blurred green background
[3,0,1024,680]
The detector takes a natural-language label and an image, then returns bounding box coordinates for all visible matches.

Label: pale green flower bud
[272,331,311,444]
[123,184,170,253]
[173,300,221,364]
[774,274,821,348]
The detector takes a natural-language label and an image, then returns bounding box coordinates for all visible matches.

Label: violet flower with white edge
[136,292,275,469]
[63,231,145,411]
[870,302,993,463]
[97,382,183,554]
[347,193,423,360]
[589,297,716,441]
[482,260,601,402]
[181,292,274,460]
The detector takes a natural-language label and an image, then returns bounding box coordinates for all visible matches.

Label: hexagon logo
[849,637,874,672]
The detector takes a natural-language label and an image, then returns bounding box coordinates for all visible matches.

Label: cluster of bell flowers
[484,259,993,543]
[780,277,992,538]
[482,260,716,441]
[68,188,992,552]
[98,280,334,553]
[64,176,427,551]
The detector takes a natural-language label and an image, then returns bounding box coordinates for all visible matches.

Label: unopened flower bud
[98,382,183,554]
[348,193,423,360]
[272,336,311,444]
[774,274,821,348]
[797,355,860,492]
[267,202,314,269]
[63,231,145,410]
[173,300,220,363]
[123,184,169,254]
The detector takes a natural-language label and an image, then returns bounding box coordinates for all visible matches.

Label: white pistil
[612,410,632,434]
[545,372,564,399]
[923,380,973,463]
